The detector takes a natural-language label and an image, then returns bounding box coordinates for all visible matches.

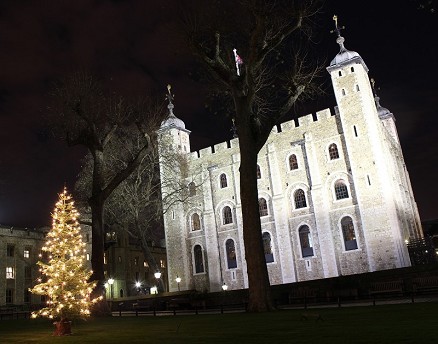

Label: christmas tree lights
[30,187,102,328]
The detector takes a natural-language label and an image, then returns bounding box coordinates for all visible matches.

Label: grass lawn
[0,302,436,343]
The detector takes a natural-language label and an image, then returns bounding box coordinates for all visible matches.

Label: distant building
[158,28,423,293]
[0,224,92,307]
[0,226,46,307]
[102,228,168,298]
[0,220,167,306]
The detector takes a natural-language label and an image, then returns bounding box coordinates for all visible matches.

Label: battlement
[189,108,336,160]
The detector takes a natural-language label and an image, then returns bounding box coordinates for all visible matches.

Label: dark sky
[0,1,437,227]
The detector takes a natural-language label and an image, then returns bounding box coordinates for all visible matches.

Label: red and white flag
[233,48,243,76]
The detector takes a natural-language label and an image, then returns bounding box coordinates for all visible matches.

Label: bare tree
[49,73,166,299]
[75,125,200,292]
[182,0,323,311]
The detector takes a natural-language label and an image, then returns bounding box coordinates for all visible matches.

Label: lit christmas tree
[30,187,102,335]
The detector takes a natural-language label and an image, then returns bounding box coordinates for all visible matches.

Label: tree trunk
[238,110,274,312]
[90,198,105,290]
[53,318,72,336]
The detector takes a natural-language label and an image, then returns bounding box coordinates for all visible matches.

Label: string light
[29,187,102,321]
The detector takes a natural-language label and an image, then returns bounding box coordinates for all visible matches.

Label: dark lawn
[0,303,436,343]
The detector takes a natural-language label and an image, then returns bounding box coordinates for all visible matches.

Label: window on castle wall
[289,154,298,170]
[341,216,358,251]
[193,245,204,273]
[118,256,122,263]
[263,232,274,263]
[351,66,355,72]
[24,290,31,303]
[259,198,268,217]
[24,248,30,258]
[223,206,233,225]
[355,84,360,92]
[334,181,349,200]
[188,182,196,196]
[341,89,346,96]
[220,173,228,188]
[299,225,314,257]
[6,267,14,279]
[338,71,342,76]
[6,289,13,304]
[226,239,237,269]
[7,245,14,257]
[354,126,358,137]
[24,266,31,279]
[256,165,262,179]
[329,143,340,160]
[192,213,201,231]
[294,189,307,209]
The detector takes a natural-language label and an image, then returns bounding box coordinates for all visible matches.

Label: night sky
[0,1,436,227]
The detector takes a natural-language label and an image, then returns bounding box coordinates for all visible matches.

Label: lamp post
[108,278,114,299]
[154,271,161,293]
[176,276,181,291]
[135,281,141,295]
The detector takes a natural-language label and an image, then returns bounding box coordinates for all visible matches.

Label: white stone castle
[158,27,423,293]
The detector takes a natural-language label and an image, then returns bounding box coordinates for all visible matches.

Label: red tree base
[53,319,72,336]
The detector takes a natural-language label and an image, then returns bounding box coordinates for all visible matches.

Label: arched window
[259,198,268,217]
[329,143,339,160]
[188,182,196,196]
[334,181,349,200]
[289,154,298,170]
[299,225,314,257]
[193,245,204,273]
[192,213,201,231]
[220,173,228,188]
[341,89,346,96]
[294,189,307,209]
[120,289,124,298]
[223,206,233,225]
[226,239,237,269]
[256,165,261,179]
[351,66,355,72]
[341,216,358,251]
[262,232,274,263]
[338,71,342,76]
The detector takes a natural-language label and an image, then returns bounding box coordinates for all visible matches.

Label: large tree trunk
[90,198,105,291]
[238,106,273,312]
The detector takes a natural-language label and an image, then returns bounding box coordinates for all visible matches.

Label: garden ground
[0,302,436,343]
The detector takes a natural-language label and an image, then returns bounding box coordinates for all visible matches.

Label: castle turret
[157,85,191,292]
[326,16,411,270]
[158,85,191,153]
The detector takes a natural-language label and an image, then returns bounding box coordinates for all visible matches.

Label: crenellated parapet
[189,108,336,160]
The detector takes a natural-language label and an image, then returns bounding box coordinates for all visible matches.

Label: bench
[0,307,19,320]
[412,276,438,294]
[289,288,318,305]
[369,280,404,297]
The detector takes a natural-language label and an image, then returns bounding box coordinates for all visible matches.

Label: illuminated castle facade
[158,31,423,293]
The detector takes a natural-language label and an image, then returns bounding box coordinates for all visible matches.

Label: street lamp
[154,271,161,294]
[175,276,181,291]
[108,278,114,299]
[135,281,141,294]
